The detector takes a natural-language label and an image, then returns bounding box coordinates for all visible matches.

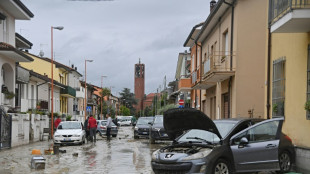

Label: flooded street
[0,126,170,174]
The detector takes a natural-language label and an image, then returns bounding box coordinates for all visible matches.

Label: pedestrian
[84,116,90,142]
[54,116,61,131]
[87,115,97,143]
[106,114,112,141]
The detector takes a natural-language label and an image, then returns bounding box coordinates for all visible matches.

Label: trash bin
[53,144,60,155]
[31,156,46,169]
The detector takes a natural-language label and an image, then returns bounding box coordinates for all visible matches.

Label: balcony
[269,0,310,33]
[202,51,235,83]
[178,76,191,92]
[60,86,76,98]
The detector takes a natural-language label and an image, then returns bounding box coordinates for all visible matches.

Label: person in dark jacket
[84,116,90,142]
[87,115,97,142]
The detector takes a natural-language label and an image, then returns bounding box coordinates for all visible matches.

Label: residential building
[67,64,82,116]
[184,22,204,111]
[268,0,310,172]
[175,51,191,107]
[19,53,79,115]
[0,1,34,108]
[192,0,268,119]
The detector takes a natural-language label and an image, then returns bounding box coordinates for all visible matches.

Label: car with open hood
[53,121,86,145]
[151,108,295,174]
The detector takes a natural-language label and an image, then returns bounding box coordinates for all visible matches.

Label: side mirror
[148,122,153,125]
[58,125,62,129]
[240,137,249,145]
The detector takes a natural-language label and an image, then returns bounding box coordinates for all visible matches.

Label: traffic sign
[86,106,92,111]
[179,99,184,105]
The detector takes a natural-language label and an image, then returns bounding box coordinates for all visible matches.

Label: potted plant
[4,91,15,99]
[304,100,310,112]
[66,115,72,121]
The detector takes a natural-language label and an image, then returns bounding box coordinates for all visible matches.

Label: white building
[0,1,34,109]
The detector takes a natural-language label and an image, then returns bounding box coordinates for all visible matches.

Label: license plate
[142,132,148,134]
[64,138,71,141]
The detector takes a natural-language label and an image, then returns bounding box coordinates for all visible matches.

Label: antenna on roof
[139,58,141,64]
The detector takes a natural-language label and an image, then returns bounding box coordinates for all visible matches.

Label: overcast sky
[16,0,210,96]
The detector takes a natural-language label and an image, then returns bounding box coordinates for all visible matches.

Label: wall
[10,113,49,147]
[270,33,310,173]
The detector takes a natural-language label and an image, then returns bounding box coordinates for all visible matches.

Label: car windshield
[153,116,163,124]
[100,121,115,126]
[59,122,81,129]
[137,117,153,125]
[177,122,236,144]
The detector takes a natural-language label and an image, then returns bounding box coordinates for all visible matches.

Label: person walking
[106,114,112,141]
[54,116,62,131]
[84,116,90,142]
[87,115,97,143]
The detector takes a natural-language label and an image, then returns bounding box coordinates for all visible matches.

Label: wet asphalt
[0,126,277,174]
[0,126,169,174]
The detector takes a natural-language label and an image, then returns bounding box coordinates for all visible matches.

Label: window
[233,120,279,145]
[223,30,229,56]
[197,47,200,68]
[272,57,285,117]
[191,54,195,72]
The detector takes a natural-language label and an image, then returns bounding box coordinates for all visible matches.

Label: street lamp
[51,26,63,138]
[84,59,93,120]
[101,75,107,119]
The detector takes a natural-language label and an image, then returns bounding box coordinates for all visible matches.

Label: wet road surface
[0,126,170,174]
[0,126,277,174]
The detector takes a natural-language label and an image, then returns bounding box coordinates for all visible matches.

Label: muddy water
[0,126,170,174]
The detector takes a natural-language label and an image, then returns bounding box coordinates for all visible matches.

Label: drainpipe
[195,41,203,110]
[267,28,271,119]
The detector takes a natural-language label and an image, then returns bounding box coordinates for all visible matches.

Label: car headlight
[182,149,212,161]
[152,128,160,131]
[151,149,160,161]
[134,126,138,131]
[72,134,80,137]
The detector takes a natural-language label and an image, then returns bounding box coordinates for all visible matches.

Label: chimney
[71,64,74,68]
[210,0,216,12]
[75,67,77,71]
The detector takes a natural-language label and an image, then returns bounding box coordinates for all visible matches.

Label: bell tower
[134,59,145,112]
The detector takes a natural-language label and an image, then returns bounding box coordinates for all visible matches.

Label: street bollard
[53,144,60,155]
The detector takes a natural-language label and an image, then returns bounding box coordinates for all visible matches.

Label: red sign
[179,99,184,105]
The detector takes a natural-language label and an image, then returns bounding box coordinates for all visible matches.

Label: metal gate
[0,106,12,149]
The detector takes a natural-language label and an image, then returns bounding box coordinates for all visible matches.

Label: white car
[53,121,86,145]
[117,119,132,126]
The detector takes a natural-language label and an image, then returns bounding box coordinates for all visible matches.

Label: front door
[230,119,282,172]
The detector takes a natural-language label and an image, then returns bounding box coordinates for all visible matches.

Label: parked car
[134,116,154,139]
[151,108,295,174]
[118,119,132,126]
[150,115,169,144]
[53,121,86,145]
[97,120,118,137]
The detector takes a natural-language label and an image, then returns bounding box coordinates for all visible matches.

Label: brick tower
[134,59,145,112]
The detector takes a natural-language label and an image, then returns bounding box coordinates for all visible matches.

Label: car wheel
[213,159,231,174]
[112,135,117,137]
[134,135,139,139]
[82,136,85,144]
[277,151,292,173]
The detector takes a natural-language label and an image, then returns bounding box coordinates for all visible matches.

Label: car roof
[213,118,265,124]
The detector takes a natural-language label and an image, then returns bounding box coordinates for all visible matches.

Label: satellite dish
[39,50,44,57]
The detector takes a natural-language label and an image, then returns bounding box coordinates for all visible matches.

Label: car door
[230,119,282,172]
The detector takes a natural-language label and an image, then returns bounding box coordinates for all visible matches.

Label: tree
[120,105,130,116]
[119,88,137,115]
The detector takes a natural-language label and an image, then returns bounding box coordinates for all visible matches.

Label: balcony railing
[60,85,76,98]
[269,0,310,24]
[203,51,234,75]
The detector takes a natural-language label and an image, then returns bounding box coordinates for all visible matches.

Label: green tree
[119,88,137,115]
[120,106,130,116]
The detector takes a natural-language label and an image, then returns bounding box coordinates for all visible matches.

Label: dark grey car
[134,117,154,139]
[97,120,118,137]
[150,115,170,144]
[151,108,295,174]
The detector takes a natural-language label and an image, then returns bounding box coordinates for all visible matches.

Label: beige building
[192,0,268,119]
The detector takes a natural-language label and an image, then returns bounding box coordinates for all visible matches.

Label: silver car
[151,108,295,174]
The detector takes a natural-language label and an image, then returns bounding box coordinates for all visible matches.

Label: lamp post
[101,75,107,119]
[51,26,63,138]
[84,59,93,121]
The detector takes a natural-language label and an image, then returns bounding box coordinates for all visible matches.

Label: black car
[134,117,154,139]
[151,108,295,174]
[150,115,170,144]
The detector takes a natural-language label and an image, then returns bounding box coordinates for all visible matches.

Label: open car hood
[163,108,222,140]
